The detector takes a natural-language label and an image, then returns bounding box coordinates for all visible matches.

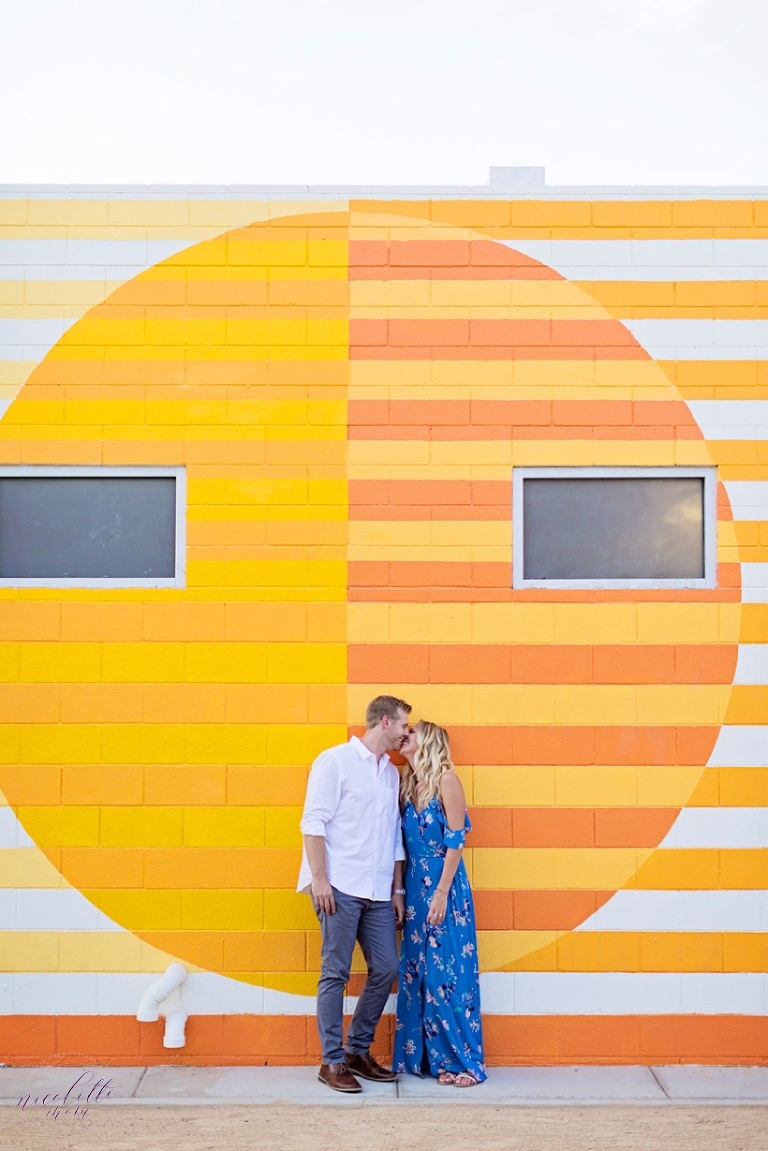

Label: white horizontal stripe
[0,267,168,282]
[576,889,768,933]
[0,239,191,270]
[659,808,768,848]
[481,972,766,1015]
[0,808,34,848]
[506,239,768,281]
[724,480,768,520]
[707,725,768,767]
[734,645,768,684]
[0,889,122,931]
[0,972,311,1016]
[643,346,768,361]
[628,320,768,348]
[687,400,768,440]
[2,971,765,1016]
[740,563,768,602]
[0,318,77,362]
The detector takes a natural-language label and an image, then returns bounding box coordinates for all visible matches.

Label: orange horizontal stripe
[468,807,679,849]
[352,319,640,348]
[348,399,700,441]
[348,239,561,280]
[348,560,741,602]
[474,889,613,931]
[57,847,302,890]
[349,479,510,518]
[483,1014,768,1064]
[349,318,649,361]
[0,1013,325,1064]
[349,560,511,590]
[2,1013,763,1066]
[349,645,737,685]
[448,725,718,766]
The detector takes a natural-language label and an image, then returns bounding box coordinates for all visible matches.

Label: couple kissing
[297,694,486,1093]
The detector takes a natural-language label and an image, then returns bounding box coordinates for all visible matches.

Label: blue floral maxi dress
[393,796,486,1081]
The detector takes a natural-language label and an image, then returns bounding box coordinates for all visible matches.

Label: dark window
[522,476,705,581]
[0,477,176,579]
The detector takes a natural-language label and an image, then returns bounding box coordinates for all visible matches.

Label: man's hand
[392,892,405,929]
[311,877,336,915]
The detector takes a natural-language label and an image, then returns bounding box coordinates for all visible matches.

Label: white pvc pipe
[136,963,187,1023]
[163,1004,188,1049]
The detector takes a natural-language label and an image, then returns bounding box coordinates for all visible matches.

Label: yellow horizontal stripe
[349,357,673,395]
[188,561,346,593]
[351,520,511,548]
[634,848,768,889]
[347,602,741,645]
[349,279,597,308]
[189,504,348,523]
[3,399,346,427]
[1,642,346,683]
[690,767,768,806]
[57,317,347,346]
[18,806,302,850]
[471,846,653,889]
[350,305,608,321]
[348,442,711,477]
[472,765,706,808]
[576,281,768,319]
[0,848,70,888]
[0,303,98,319]
[0,198,346,230]
[661,359,768,398]
[0,424,348,449]
[348,683,732,726]
[478,930,561,970]
[0,724,347,765]
[0,281,125,307]
[500,931,768,973]
[354,216,768,241]
[46,342,347,363]
[0,931,189,972]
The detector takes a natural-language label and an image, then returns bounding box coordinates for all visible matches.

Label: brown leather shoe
[318,1062,362,1093]
[344,1051,397,1082]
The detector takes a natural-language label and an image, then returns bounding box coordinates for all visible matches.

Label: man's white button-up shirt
[297,736,406,901]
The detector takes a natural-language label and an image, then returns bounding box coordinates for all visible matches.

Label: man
[297,695,411,1093]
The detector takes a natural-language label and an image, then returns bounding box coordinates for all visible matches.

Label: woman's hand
[426,887,448,926]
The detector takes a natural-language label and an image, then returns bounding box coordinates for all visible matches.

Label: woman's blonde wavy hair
[400,719,455,810]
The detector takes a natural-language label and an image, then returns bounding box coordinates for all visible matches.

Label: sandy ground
[1,1104,767,1151]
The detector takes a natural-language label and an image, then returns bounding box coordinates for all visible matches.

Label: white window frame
[512,466,718,590]
[0,465,186,589]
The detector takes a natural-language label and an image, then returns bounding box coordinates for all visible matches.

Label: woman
[393,720,486,1087]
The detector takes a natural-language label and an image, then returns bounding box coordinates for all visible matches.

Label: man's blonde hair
[365,694,412,729]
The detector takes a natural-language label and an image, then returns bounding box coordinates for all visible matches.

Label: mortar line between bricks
[648,1067,670,1098]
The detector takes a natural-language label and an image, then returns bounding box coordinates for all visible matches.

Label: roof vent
[489,166,545,187]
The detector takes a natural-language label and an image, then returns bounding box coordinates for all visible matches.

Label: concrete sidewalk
[3,1065,768,1107]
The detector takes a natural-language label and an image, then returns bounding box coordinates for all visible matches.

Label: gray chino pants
[313,887,399,1065]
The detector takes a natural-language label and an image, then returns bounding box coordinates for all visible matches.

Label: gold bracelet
[436,887,450,895]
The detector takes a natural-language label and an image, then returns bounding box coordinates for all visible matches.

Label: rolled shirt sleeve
[394,818,406,862]
[300,751,341,837]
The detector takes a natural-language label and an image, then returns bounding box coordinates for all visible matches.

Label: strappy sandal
[437,1071,456,1085]
[454,1072,479,1088]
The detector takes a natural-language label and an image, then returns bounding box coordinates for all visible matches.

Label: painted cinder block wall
[0,183,767,1065]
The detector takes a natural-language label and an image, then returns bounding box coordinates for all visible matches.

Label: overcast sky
[1,0,766,187]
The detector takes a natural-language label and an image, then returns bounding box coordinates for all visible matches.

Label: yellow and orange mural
[0,191,766,1064]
